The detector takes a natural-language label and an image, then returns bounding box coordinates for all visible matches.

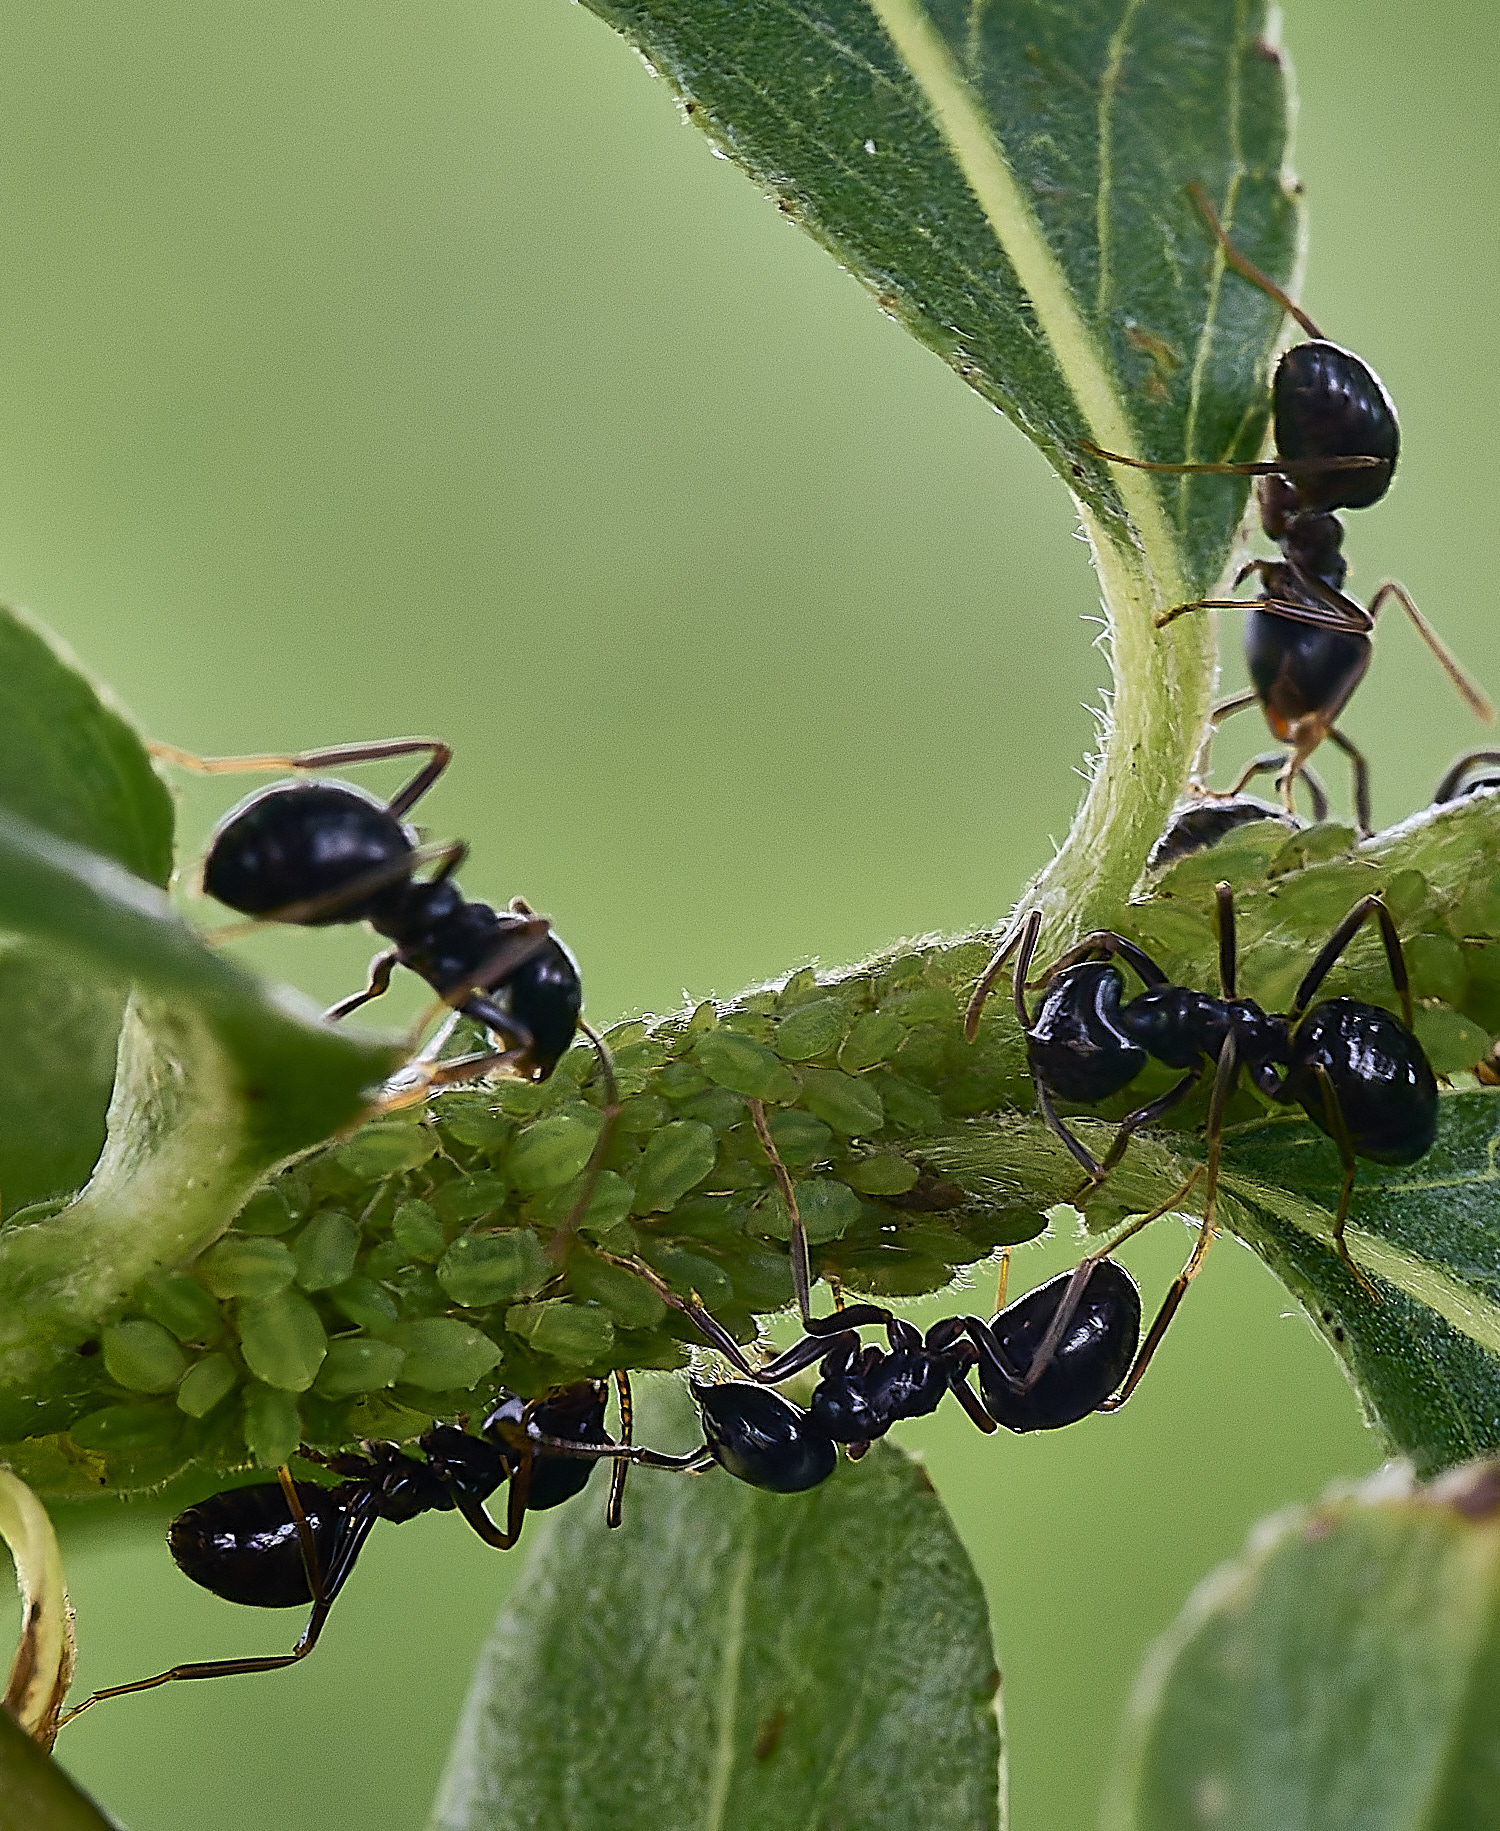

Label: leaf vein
[1094,0,1146,320]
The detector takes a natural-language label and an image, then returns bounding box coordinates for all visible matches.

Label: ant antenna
[748,1098,814,1328]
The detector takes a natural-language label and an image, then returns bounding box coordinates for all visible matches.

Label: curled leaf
[0,1467,75,1751]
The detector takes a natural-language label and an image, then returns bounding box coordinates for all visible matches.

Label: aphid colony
[61,188,1493,1721]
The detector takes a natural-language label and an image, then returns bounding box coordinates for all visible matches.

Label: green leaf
[578,0,1300,929]
[0,1467,74,1749]
[1216,1092,1500,1480]
[0,808,402,1441]
[0,1711,119,1831]
[1107,1460,1500,1831]
[0,604,174,1210]
[429,1405,1001,1831]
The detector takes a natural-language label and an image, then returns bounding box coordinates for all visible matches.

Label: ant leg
[150,736,452,821]
[1309,1063,1380,1302]
[528,1431,717,1473]
[607,1370,632,1528]
[994,1250,1010,1312]
[1078,1067,1203,1203]
[1291,895,1413,1030]
[1186,180,1325,339]
[452,1442,534,1550]
[1223,752,1330,825]
[1435,751,1500,804]
[1042,930,1169,989]
[1161,594,1371,637]
[56,1485,379,1724]
[1096,1033,1239,1410]
[1215,881,1237,1000]
[749,1098,815,1327]
[964,910,1041,1041]
[1211,688,1258,725]
[1367,581,1495,724]
[1274,732,1325,823]
[325,948,400,1022]
[946,1365,999,1437]
[1322,727,1372,838]
[595,1251,761,1377]
[1035,1077,1107,1186]
[1079,447,1379,484]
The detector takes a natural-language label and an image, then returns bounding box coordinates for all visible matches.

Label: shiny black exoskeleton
[176,734,581,1079]
[967,886,1438,1294]
[62,1383,613,1719]
[1082,186,1490,832]
[963,1260,1142,1432]
[685,1308,996,1492]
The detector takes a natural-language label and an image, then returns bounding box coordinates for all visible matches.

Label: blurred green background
[0,1,1492,1825]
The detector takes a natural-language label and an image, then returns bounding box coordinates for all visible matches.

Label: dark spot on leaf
[1302,1512,1335,1543]
[1252,38,1284,63]
[985,1665,1002,1697]
[883,1172,965,1213]
[78,1338,100,1357]
[910,1461,936,1494]
[684,99,697,115]
[753,1709,788,1759]
[877,292,899,312]
[1333,1327,1346,1343]
[777,198,794,215]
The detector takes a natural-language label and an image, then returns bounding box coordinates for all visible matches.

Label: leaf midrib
[866,0,1189,604]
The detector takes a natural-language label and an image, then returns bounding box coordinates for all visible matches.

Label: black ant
[59,1380,632,1721]
[1083,184,1491,835]
[965,885,1438,1301]
[153,734,582,1081]
[533,1111,1175,1495]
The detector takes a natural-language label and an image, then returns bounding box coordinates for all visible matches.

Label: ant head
[203,778,415,926]
[1273,341,1398,514]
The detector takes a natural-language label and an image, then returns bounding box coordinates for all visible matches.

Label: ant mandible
[59,1379,634,1721]
[964,884,1438,1301]
[1082,184,1492,834]
[152,734,583,1081]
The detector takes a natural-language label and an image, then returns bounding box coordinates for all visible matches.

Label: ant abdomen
[205,780,412,927]
[169,1481,348,1609]
[1282,998,1438,1164]
[978,1263,1141,1433]
[1273,341,1398,514]
[1243,598,1371,735]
